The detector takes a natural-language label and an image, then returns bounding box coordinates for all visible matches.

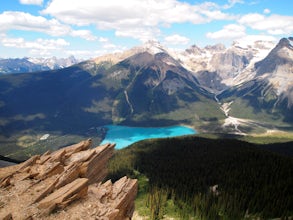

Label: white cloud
[223,0,244,9]
[102,43,117,49]
[63,37,124,59]
[42,0,207,27]
[233,35,277,47]
[71,30,97,41]
[206,24,246,40]
[192,1,237,21]
[65,47,125,59]
[98,37,109,43]
[164,34,190,45]
[19,0,43,5]
[65,50,99,58]
[97,38,126,51]
[197,0,243,11]
[0,11,96,41]
[1,37,69,49]
[115,27,161,42]
[1,37,69,56]
[239,13,293,35]
[41,0,234,42]
[263,9,271,14]
[200,10,235,20]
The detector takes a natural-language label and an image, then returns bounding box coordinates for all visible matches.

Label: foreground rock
[0,139,137,219]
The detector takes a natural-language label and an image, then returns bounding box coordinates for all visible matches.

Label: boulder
[0,139,137,219]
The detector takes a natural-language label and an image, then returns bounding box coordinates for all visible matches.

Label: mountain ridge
[0,37,293,156]
[0,56,81,74]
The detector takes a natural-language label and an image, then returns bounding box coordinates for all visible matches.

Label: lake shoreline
[100,124,197,149]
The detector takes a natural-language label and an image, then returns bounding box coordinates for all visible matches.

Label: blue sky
[0,0,292,59]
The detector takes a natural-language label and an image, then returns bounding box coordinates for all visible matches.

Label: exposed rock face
[0,139,138,220]
[178,40,275,92]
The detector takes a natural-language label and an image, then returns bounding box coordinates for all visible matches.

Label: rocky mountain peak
[275,37,293,60]
[251,37,293,106]
[232,39,275,50]
[93,40,168,66]
[185,44,204,55]
[255,37,293,75]
[265,37,293,55]
[277,37,293,49]
[139,40,168,55]
[204,43,226,52]
[253,40,276,50]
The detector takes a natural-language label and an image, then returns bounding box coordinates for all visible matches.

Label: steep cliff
[0,139,138,220]
[218,38,293,126]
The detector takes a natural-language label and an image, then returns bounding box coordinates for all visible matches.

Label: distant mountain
[177,40,275,92]
[28,55,80,70]
[218,37,293,127]
[0,56,80,74]
[0,41,223,140]
[0,37,293,153]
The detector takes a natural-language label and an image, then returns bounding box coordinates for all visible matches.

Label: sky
[0,0,292,59]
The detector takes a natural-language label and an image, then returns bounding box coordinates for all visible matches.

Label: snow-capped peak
[139,40,168,55]
[232,38,275,51]
[28,56,79,69]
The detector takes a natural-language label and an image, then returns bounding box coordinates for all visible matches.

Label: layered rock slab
[0,139,137,220]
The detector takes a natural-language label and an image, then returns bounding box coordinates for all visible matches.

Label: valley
[0,37,293,220]
[0,37,293,159]
[1,1,293,219]
[100,125,196,149]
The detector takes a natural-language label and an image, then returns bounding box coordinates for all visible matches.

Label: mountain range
[0,56,80,75]
[0,37,292,153]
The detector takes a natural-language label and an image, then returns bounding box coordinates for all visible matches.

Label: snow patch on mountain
[92,37,292,99]
[253,38,293,98]
[221,41,275,87]
[140,40,168,55]
[93,40,169,65]
[28,56,80,69]
[0,56,81,74]
[175,39,276,92]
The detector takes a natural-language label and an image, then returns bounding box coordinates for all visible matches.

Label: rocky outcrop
[0,139,138,220]
[255,37,293,77]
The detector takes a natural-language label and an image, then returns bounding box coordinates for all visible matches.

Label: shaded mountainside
[0,51,220,134]
[0,58,50,74]
[0,38,293,220]
[108,51,216,125]
[0,49,224,157]
[1,37,293,156]
[108,135,293,220]
[0,64,111,134]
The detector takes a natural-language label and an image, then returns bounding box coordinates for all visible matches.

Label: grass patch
[229,99,287,127]
[241,130,293,144]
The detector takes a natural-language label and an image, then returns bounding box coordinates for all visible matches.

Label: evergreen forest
[107,136,293,219]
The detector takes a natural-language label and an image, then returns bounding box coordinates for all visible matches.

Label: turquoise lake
[100,125,196,149]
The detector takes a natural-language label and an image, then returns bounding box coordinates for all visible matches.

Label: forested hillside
[108,136,293,219]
